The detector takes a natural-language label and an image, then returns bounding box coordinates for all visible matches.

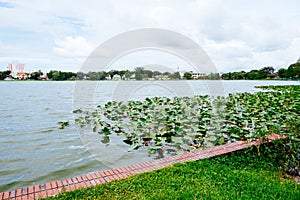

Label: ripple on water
[1,159,105,192]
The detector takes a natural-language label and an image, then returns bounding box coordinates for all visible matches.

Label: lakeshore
[0,81,299,193]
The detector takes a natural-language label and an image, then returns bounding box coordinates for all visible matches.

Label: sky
[0,0,299,73]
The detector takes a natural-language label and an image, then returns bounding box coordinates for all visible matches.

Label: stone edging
[0,134,286,200]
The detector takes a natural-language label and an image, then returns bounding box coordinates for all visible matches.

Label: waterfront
[0,80,299,192]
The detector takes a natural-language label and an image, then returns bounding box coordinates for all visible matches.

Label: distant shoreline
[0,79,299,82]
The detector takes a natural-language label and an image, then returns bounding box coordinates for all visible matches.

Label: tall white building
[7,62,25,77]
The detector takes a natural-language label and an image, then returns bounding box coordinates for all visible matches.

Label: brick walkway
[0,134,285,200]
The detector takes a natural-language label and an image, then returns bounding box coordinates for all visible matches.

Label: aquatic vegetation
[74,85,299,173]
[75,86,297,147]
[57,121,70,129]
[253,85,300,176]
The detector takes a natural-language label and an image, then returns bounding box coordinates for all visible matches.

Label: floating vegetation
[57,121,70,129]
[74,85,299,162]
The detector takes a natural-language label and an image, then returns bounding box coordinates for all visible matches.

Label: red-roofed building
[15,72,29,80]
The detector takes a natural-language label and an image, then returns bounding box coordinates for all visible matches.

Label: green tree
[53,71,65,80]
[163,71,171,76]
[183,72,192,80]
[118,70,126,79]
[245,70,258,80]
[107,70,120,79]
[261,66,275,75]
[125,70,132,79]
[221,72,232,80]
[47,71,54,79]
[169,72,181,79]
[76,72,85,80]
[29,70,43,80]
[286,63,300,78]
[87,71,99,80]
[134,67,144,80]
[0,70,11,80]
[98,71,107,80]
[144,70,153,78]
[47,70,75,81]
[232,71,245,80]
[153,71,162,76]
[65,72,76,80]
[257,69,266,79]
[277,68,287,78]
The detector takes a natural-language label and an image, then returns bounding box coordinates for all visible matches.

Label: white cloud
[53,36,94,57]
[150,6,176,26]
[252,38,300,70]
[205,40,252,59]
[203,39,254,72]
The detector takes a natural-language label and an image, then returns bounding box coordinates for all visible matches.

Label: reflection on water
[0,80,299,192]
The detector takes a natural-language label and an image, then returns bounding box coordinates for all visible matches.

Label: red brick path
[0,134,285,200]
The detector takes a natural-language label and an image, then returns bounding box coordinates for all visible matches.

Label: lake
[0,80,299,192]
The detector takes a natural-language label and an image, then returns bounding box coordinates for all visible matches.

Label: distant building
[154,75,164,80]
[112,74,121,80]
[191,72,206,79]
[179,70,207,79]
[179,71,207,79]
[15,72,29,80]
[178,71,186,78]
[4,77,13,81]
[267,74,278,79]
[37,76,48,80]
[130,74,135,79]
[7,62,25,78]
[154,75,169,80]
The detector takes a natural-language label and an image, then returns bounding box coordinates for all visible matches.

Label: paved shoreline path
[0,134,286,200]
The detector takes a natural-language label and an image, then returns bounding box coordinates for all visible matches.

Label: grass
[44,148,299,200]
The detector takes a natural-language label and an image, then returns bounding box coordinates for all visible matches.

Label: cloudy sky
[0,0,299,73]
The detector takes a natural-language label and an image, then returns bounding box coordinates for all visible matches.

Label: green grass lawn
[45,148,299,200]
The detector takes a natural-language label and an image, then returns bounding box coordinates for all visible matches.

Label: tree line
[51,67,182,81]
[0,61,299,81]
[221,62,300,80]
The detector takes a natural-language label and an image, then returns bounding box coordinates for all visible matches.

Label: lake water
[0,80,299,192]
